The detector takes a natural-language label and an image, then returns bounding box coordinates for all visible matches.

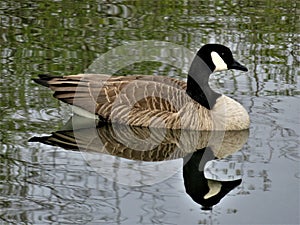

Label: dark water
[0,0,299,224]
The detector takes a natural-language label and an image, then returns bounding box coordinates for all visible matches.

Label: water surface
[0,0,299,224]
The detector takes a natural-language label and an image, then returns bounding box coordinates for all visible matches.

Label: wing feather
[36,74,189,126]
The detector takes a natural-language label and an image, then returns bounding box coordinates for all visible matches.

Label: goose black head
[197,44,248,72]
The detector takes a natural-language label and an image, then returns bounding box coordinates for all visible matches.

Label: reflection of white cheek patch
[211,51,228,72]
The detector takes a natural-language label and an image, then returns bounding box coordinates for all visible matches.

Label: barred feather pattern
[29,123,249,161]
[38,74,249,131]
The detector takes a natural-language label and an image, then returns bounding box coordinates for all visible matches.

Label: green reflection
[0,0,298,146]
[0,0,299,224]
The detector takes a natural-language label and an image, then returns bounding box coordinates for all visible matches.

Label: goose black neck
[186,77,221,110]
[186,55,221,110]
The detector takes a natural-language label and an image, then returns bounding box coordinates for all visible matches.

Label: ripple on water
[246,96,300,163]
[1,150,127,224]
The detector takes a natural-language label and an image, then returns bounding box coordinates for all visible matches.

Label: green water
[0,0,299,224]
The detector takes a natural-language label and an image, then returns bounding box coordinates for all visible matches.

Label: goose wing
[35,74,189,128]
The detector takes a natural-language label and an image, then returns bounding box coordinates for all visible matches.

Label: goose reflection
[29,116,249,209]
[183,149,242,210]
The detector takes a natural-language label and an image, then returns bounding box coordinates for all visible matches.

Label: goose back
[35,74,249,130]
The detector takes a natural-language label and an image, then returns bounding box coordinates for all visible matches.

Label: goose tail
[32,74,63,87]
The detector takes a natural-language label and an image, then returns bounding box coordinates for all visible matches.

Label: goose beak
[230,60,248,72]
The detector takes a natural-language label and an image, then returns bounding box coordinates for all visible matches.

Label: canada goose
[34,44,250,130]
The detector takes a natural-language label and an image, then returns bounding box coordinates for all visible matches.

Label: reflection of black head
[183,147,242,210]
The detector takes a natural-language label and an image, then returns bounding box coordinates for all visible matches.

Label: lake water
[0,0,299,224]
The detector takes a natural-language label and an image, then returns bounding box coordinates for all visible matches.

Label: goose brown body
[35,73,250,130]
[34,44,250,131]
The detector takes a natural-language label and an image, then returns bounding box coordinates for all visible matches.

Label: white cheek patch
[211,51,228,72]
